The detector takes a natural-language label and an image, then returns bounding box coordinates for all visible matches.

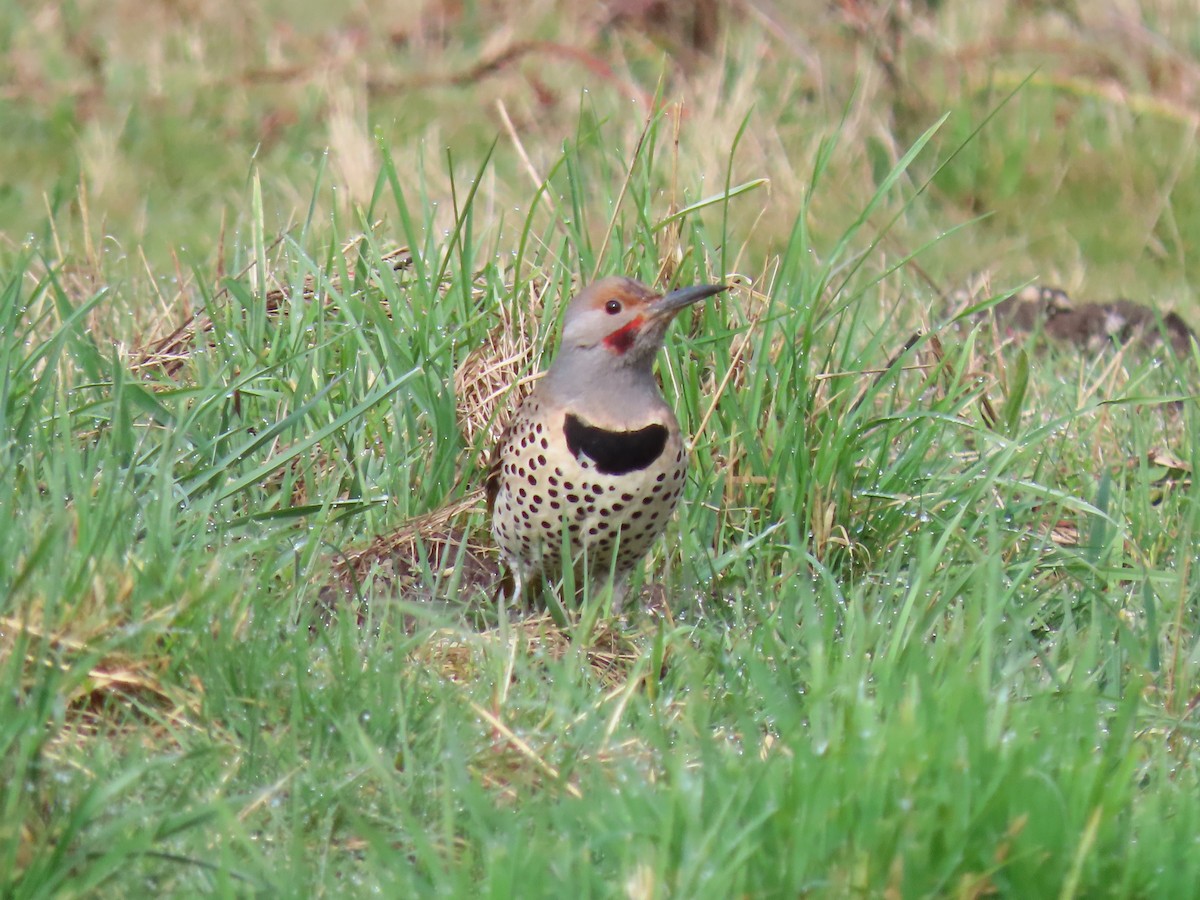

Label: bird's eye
[604,300,622,315]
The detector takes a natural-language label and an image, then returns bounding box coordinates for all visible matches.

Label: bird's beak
[651,283,727,317]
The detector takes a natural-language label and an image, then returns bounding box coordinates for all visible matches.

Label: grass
[3,1,1200,896]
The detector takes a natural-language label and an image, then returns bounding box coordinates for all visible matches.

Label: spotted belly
[490,405,687,583]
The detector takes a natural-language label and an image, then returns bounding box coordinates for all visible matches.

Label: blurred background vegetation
[4,0,1200,309]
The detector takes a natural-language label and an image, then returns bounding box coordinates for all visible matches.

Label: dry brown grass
[129,243,414,378]
[323,493,496,609]
[1,567,212,765]
[453,277,549,449]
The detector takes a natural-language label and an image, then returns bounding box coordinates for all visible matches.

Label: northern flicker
[486,276,726,610]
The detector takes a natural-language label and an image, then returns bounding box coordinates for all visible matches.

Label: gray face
[556,276,726,371]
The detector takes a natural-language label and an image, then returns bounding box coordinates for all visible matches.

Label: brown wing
[484,423,508,518]
[484,380,534,517]
[485,399,526,517]
[484,415,518,603]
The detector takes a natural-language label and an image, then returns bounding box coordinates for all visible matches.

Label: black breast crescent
[563,413,669,475]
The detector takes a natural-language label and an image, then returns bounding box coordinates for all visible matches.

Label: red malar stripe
[603,315,644,353]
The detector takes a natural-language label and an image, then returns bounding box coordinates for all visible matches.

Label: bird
[485,275,726,611]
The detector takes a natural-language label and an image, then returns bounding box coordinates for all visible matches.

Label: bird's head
[555,276,726,371]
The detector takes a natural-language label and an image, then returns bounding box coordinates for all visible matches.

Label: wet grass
[2,2,1199,896]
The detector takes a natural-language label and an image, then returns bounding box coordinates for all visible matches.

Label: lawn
[2,1,1198,896]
